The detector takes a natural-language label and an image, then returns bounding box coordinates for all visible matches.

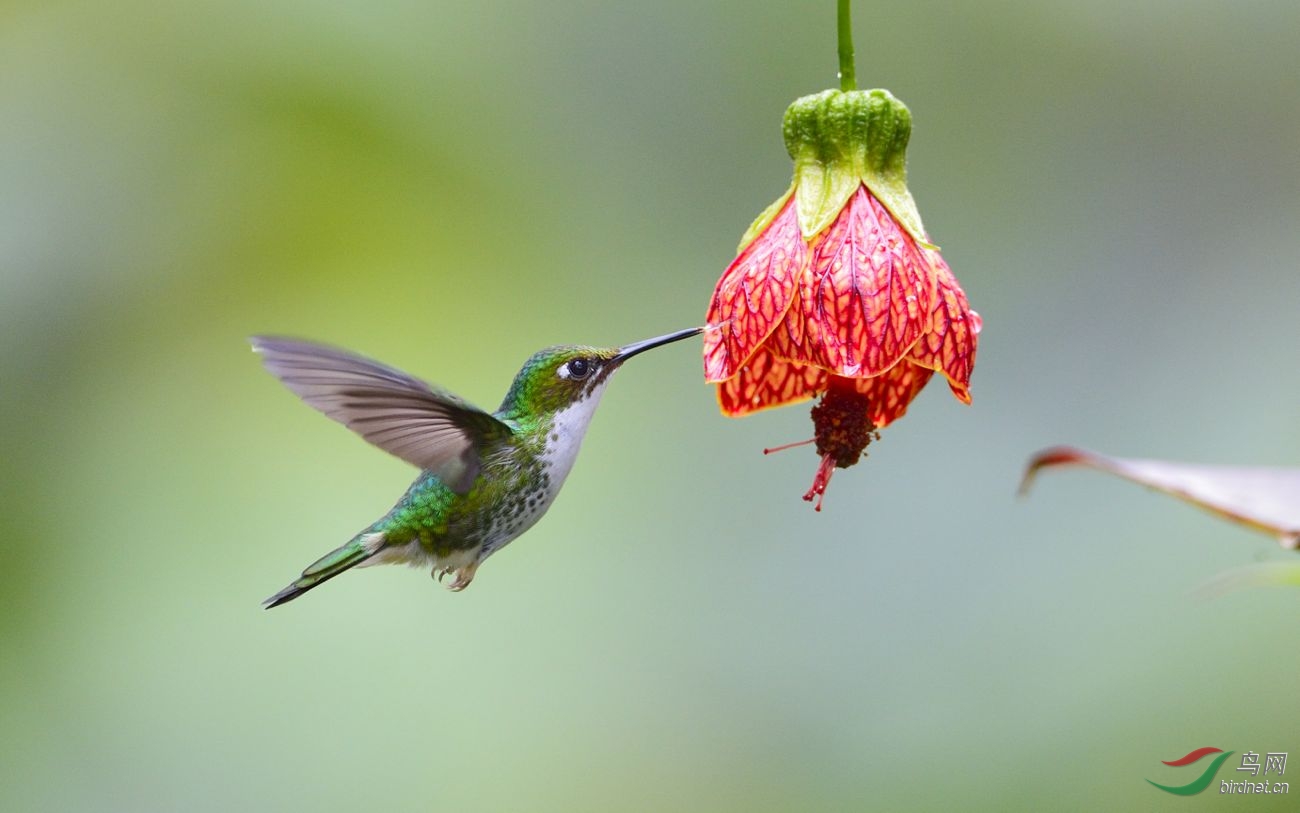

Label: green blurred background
[3,1,1298,810]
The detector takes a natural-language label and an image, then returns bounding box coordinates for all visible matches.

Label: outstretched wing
[251,336,513,494]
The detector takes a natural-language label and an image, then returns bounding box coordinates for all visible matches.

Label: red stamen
[801,454,837,512]
[763,438,815,455]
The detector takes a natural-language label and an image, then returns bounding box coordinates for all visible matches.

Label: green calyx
[781,88,933,248]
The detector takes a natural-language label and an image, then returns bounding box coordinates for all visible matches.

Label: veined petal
[780,186,934,378]
[704,196,805,382]
[849,361,933,429]
[717,347,825,417]
[906,252,979,403]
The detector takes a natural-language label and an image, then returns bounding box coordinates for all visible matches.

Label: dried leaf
[1020,445,1300,549]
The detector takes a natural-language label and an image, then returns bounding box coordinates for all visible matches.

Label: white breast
[539,379,613,495]
[475,379,615,561]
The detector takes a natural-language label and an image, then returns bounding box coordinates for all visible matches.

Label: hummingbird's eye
[563,358,592,380]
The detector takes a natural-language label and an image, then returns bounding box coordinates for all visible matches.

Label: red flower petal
[848,362,933,429]
[717,347,825,417]
[779,186,935,378]
[906,252,979,403]
[703,197,805,382]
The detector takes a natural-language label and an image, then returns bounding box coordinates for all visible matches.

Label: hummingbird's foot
[448,562,479,592]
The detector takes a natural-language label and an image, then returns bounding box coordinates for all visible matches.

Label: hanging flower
[703,86,980,509]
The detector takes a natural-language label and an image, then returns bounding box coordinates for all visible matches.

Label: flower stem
[837,0,856,91]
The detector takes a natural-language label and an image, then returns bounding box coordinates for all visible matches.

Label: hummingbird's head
[498,326,702,420]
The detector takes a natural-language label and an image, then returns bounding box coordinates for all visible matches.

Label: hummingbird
[253,326,702,608]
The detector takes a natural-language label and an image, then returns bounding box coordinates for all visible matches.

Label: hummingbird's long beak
[613,326,704,364]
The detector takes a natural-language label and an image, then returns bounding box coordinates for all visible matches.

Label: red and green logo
[1147,747,1235,795]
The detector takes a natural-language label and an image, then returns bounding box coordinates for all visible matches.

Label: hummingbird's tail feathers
[263,532,387,609]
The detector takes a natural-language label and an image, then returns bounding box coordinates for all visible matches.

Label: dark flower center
[811,382,878,469]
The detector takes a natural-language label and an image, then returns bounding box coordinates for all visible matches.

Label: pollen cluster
[811,384,878,469]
